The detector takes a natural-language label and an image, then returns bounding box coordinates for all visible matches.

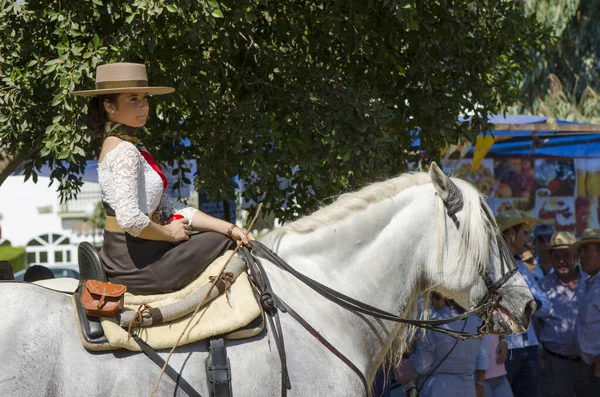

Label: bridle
[439,182,519,336]
[244,177,520,395]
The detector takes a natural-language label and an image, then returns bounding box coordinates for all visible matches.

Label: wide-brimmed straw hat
[570,228,600,251]
[544,231,576,251]
[71,62,174,97]
[496,208,539,233]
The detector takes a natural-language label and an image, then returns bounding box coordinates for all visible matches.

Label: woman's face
[104,92,149,127]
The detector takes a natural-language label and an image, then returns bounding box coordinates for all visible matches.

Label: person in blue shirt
[573,228,600,391]
[495,209,552,397]
[538,232,592,397]
[394,293,484,397]
[520,249,544,282]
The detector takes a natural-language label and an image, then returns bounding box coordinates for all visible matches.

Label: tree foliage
[0,0,548,221]
[516,0,600,122]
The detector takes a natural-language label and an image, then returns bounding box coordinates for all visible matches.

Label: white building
[0,174,103,266]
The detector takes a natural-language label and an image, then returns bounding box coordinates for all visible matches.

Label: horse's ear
[429,162,451,201]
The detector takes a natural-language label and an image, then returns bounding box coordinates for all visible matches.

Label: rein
[250,241,499,340]
[241,176,518,396]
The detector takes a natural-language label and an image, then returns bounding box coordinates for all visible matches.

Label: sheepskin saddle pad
[75,251,262,352]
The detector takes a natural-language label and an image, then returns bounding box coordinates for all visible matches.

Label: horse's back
[0,283,168,396]
[0,282,364,396]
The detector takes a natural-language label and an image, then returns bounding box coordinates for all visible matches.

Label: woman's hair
[86,94,120,135]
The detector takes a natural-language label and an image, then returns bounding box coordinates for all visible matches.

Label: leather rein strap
[241,247,292,396]
[243,246,368,395]
[249,241,495,340]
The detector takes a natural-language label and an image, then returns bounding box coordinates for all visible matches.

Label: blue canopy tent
[410,115,600,162]
[464,115,600,160]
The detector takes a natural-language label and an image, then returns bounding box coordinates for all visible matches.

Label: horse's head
[428,163,535,335]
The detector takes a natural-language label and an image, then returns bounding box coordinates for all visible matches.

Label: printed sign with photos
[534,197,575,233]
[444,157,595,236]
[493,159,534,198]
[534,159,575,197]
[495,197,535,217]
[575,196,600,235]
[574,159,600,197]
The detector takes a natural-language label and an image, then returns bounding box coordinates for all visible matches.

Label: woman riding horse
[72,62,254,294]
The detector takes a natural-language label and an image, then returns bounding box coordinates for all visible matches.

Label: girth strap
[205,338,232,397]
[130,334,202,397]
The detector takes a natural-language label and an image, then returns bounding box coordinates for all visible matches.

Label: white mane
[262,172,433,245]
[448,177,496,277]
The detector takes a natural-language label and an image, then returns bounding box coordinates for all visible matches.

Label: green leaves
[0,0,548,222]
[515,0,600,124]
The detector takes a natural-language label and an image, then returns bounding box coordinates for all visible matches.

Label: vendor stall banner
[445,157,589,236]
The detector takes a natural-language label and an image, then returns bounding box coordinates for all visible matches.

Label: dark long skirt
[100,230,237,294]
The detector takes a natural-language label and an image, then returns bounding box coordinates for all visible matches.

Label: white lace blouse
[98,141,198,237]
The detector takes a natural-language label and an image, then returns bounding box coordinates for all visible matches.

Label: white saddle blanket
[101,252,262,351]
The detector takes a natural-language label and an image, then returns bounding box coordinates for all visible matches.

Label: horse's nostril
[524,299,536,321]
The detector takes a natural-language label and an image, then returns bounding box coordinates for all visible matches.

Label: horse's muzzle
[486,299,536,335]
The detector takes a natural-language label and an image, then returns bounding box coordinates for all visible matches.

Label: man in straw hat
[496,208,552,397]
[70,62,254,294]
[573,228,600,390]
[538,232,592,397]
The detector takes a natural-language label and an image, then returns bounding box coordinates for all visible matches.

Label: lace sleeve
[109,142,151,236]
[159,193,199,224]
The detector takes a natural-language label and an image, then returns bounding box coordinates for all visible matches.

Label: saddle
[74,242,262,397]
[73,242,263,352]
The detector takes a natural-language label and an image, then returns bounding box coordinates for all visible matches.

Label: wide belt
[105,213,166,233]
[104,216,126,233]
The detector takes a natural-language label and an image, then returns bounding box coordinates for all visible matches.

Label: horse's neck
[264,186,436,378]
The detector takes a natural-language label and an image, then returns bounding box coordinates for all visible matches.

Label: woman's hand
[229,226,255,247]
[165,219,191,243]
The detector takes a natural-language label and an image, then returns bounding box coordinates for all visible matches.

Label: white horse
[0,164,534,397]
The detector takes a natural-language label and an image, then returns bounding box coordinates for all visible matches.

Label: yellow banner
[471,136,496,171]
